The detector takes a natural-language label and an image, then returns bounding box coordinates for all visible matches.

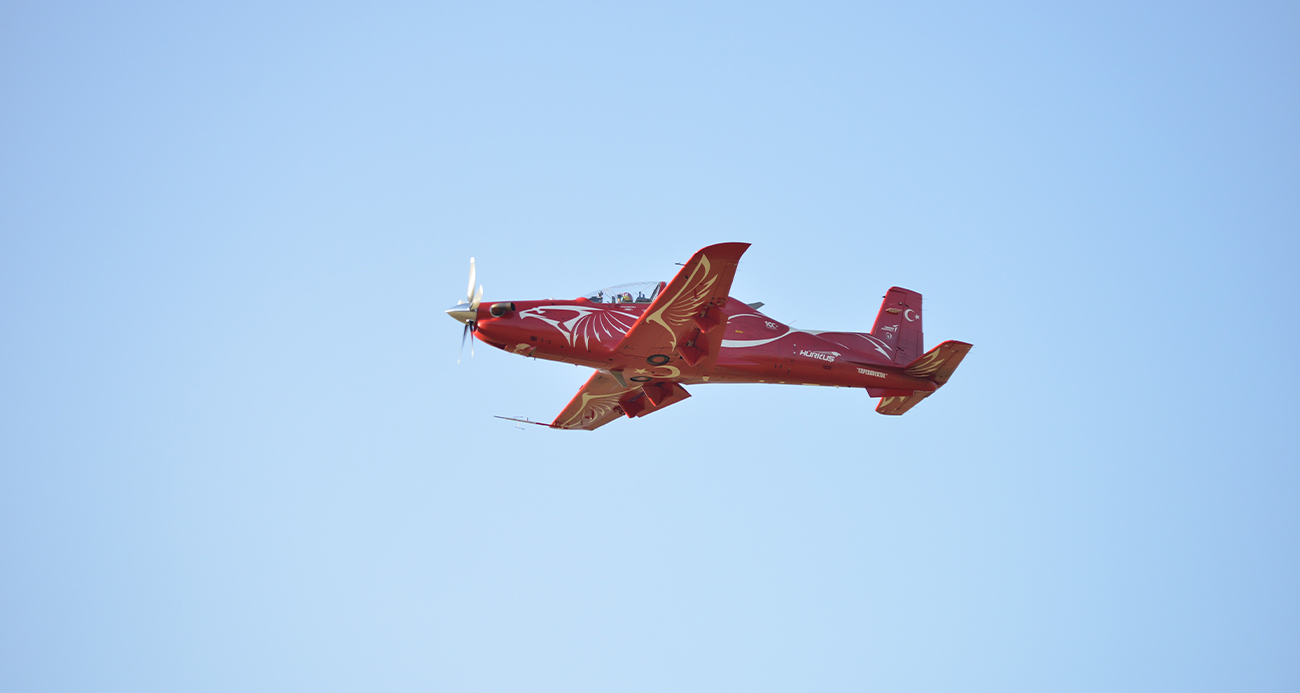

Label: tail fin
[871,287,923,365]
[875,340,973,416]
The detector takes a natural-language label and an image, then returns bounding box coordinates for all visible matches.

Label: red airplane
[447,242,971,430]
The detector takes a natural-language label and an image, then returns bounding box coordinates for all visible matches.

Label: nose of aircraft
[446,305,476,324]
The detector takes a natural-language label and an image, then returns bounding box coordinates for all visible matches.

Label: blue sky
[3,2,1298,691]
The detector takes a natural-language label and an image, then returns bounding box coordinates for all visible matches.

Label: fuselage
[471,296,937,394]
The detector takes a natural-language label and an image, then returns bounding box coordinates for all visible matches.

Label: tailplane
[903,340,972,386]
[875,340,973,416]
[875,391,932,416]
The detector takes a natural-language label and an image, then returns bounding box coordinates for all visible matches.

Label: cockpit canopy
[581,281,665,304]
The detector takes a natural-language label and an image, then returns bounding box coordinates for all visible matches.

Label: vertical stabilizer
[871,287,923,365]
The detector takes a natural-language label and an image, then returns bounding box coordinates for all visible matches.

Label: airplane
[446,242,971,430]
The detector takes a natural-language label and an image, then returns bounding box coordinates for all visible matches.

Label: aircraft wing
[614,242,750,368]
[550,370,637,430]
[550,369,695,431]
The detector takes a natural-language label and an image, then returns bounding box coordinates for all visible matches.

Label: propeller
[446,257,483,362]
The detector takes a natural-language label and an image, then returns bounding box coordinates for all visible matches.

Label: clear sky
[3,2,1298,691]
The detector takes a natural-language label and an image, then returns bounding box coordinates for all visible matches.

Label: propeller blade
[466,258,476,304]
[453,259,481,363]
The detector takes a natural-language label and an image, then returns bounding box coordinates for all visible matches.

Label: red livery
[447,243,972,430]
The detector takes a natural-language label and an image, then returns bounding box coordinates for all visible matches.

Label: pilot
[620,292,633,303]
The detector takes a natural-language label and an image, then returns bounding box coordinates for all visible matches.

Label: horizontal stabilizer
[866,387,914,398]
[875,392,931,416]
[903,340,972,386]
[874,341,971,416]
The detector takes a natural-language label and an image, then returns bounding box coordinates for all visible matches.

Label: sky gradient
[3,2,1299,691]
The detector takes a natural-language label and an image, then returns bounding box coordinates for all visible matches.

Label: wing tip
[494,416,556,428]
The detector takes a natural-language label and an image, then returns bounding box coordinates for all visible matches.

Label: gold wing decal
[614,243,751,360]
[904,347,947,377]
[551,371,637,431]
[644,255,719,349]
[549,371,696,430]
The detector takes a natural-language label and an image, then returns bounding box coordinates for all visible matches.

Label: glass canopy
[581,281,665,304]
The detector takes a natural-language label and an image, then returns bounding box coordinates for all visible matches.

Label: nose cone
[446,304,476,324]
